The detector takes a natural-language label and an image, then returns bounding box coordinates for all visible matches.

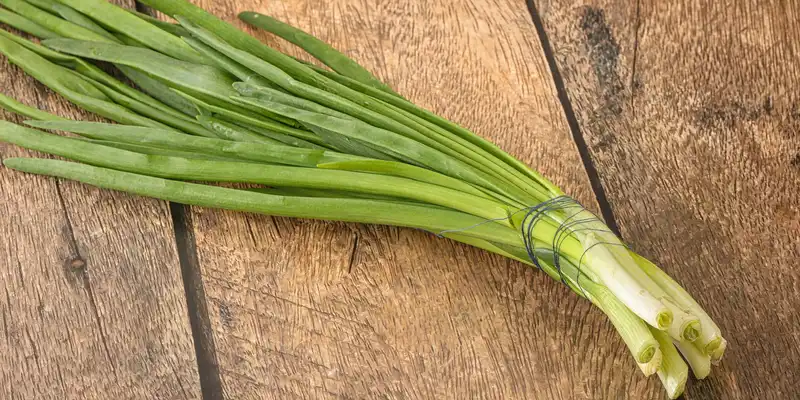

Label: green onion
[0,3,725,398]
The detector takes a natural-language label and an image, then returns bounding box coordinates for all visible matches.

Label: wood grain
[150,0,670,399]
[536,0,800,398]
[0,6,202,398]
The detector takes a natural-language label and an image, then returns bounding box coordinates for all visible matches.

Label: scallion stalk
[676,339,712,379]
[651,328,689,399]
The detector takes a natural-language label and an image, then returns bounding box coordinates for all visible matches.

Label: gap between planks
[133,3,225,398]
[525,0,622,237]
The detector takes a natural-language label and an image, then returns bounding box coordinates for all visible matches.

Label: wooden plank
[0,7,202,398]
[536,0,800,398]
[148,0,677,399]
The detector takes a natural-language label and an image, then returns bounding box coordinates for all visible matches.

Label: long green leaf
[118,65,199,117]
[227,121,327,150]
[197,115,285,144]
[45,38,300,128]
[310,65,563,196]
[42,38,237,102]
[53,0,207,64]
[234,81,354,120]
[0,8,59,38]
[0,33,168,128]
[3,157,520,245]
[26,120,332,167]
[178,18,542,203]
[26,0,118,40]
[0,33,104,99]
[249,186,413,203]
[0,0,115,42]
[83,77,216,138]
[127,9,188,37]
[2,122,511,223]
[171,89,326,146]
[317,159,496,201]
[238,11,397,96]
[305,124,400,162]
[0,92,66,121]
[182,36,275,89]
[138,0,323,83]
[0,26,75,64]
[79,138,238,161]
[228,96,512,197]
[0,29,195,127]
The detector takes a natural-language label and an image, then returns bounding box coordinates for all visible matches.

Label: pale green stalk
[604,244,700,340]
[584,278,659,364]
[710,338,727,364]
[675,339,711,379]
[651,328,689,399]
[631,251,724,355]
[574,220,673,330]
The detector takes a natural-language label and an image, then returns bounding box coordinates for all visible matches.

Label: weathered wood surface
[2,0,797,398]
[0,3,202,398]
[152,0,659,399]
[536,0,800,398]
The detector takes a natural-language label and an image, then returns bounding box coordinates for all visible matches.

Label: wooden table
[1,0,798,398]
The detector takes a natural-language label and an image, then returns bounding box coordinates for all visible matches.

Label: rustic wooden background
[1,0,798,399]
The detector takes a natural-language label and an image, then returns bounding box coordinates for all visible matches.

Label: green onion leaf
[238,11,397,96]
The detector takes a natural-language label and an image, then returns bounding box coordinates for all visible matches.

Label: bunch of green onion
[0,0,725,397]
